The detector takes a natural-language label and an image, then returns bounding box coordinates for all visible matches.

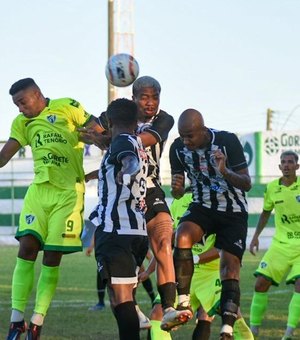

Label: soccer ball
[105,53,139,87]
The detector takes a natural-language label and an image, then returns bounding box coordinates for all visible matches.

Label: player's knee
[175,223,197,248]
[254,275,272,292]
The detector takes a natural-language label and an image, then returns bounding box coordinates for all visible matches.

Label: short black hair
[281,150,299,163]
[132,76,161,97]
[106,98,138,126]
[9,78,39,96]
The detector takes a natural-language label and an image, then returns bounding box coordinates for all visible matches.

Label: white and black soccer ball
[105,53,139,87]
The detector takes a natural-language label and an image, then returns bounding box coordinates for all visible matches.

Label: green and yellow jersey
[10,98,92,191]
[264,177,300,244]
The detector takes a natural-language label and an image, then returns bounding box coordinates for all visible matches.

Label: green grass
[0,247,297,339]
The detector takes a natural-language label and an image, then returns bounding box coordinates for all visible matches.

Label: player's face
[279,155,299,177]
[179,126,208,150]
[12,88,42,118]
[132,87,160,119]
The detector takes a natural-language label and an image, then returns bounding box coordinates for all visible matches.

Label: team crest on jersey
[25,214,35,225]
[260,261,267,269]
[47,115,57,124]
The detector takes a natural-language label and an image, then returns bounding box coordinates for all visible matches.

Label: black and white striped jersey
[169,129,248,213]
[92,134,148,235]
[98,110,174,189]
[136,109,174,188]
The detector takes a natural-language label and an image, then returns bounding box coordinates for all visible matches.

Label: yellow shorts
[255,238,300,285]
[17,182,84,253]
[190,264,221,316]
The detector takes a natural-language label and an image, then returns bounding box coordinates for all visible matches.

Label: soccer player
[81,76,192,329]
[142,190,253,340]
[169,109,251,339]
[90,98,149,340]
[0,78,101,340]
[249,150,300,340]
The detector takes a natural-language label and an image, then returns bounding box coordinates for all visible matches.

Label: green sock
[233,318,254,340]
[250,292,268,326]
[287,292,300,328]
[150,320,172,340]
[34,264,60,316]
[12,257,35,313]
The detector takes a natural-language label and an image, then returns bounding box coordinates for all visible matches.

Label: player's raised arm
[0,138,21,168]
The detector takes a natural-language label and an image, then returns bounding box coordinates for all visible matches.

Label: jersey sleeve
[143,110,174,142]
[169,138,185,175]
[263,183,274,212]
[223,132,248,171]
[97,111,109,130]
[109,135,137,164]
[10,116,28,146]
[66,98,92,127]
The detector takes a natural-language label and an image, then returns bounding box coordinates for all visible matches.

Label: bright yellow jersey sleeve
[263,177,300,244]
[10,98,92,191]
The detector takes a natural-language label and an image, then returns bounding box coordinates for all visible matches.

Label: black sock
[142,277,156,303]
[97,273,106,305]
[114,301,140,340]
[173,247,194,295]
[220,279,240,327]
[192,320,211,340]
[157,282,176,310]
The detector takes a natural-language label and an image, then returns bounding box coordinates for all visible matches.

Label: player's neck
[280,175,297,187]
[111,126,134,139]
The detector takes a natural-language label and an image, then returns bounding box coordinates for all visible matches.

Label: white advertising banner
[257,130,300,183]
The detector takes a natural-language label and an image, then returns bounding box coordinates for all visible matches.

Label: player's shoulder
[266,178,281,191]
[172,136,184,147]
[49,97,81,108]
[212,128,237,140]
[156,109,174,122]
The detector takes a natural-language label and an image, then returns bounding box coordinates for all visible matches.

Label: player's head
[106,98,138,129]
[178,109,209,150]
[279,150,299,176]
[9,78,46,118]
[132,76,161,119]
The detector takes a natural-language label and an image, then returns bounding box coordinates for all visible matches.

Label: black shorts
[179,203,248,261]
[145,186,170,223]
[94,227,148,284]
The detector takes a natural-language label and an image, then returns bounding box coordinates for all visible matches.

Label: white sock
[177,294,190,307]
[284,326,294,337]
[31,313,44,326]
[221,324,233,335]
[11,309,24,322]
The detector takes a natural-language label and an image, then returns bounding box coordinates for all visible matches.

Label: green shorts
[152,263,221,316]
[190,264,221,316]
[254,238,300,285]
[17,182,84,253]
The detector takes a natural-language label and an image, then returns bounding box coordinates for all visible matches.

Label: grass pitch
[0,246,297,339]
